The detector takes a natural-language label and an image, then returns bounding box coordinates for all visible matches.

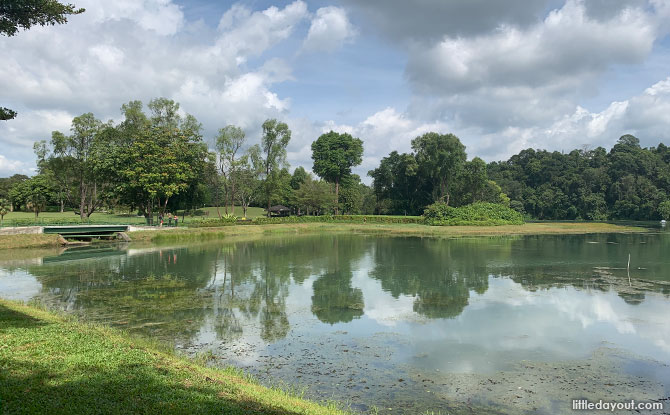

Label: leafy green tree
[368,151,425,215]
[338,174,364,214]
[9,174,54,218]
[0,174,28,209]
[294,176,334,215]
[258,119,291,216]
[148,97,181,130]
[216,125,246,215]
[234,159,261,219]
[1,0,84,120]
[0,198,9,226]
[0,107,16,121]
[311,131,363,215]
[290,166,308,190]
[0,0,84,36]
[659,201,670,220]
[412,132,467,205]
[119,125,205,221]
[47,113,113,219]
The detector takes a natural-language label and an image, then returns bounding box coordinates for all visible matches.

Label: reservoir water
[1,232,669,414]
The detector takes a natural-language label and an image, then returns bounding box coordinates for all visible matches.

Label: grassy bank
[0,233,60,250]
[0,299,345,415]
[130,222,646,244]
[0,222,647,250]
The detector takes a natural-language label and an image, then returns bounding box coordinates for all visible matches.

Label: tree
[1,0,84,120]
[0,198,9,226]
[0,174,28,210]
[411,132,466,206]
[9,174,53,218]
[311,131,363,215]
[0,0,84,36]
[294,176,334,215]
[290,166,308,190]
[119,122,206,222]
[235,160,260,219]
[147,97,181,130]
[48,113,113,219]
[368,151,424,215]
[0,107,16,121]
[258,119,291,216]
[216,125,246,216]
[659,201,670,220]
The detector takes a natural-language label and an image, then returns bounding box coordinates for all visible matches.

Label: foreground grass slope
[0,300,344,415]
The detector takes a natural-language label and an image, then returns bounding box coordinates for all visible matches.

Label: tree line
[2,98,670,222]
[362,133,670,221]
[0,98,372,220]
[488,134,670,221]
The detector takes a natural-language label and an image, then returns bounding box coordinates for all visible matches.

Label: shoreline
[0,222,648,250]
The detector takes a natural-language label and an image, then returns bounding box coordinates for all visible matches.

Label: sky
[2,0,670,181]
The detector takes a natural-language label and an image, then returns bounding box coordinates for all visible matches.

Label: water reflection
[1,233,670,413]
[1,234,668,344]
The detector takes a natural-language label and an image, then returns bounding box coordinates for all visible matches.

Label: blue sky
[1,0,670,181]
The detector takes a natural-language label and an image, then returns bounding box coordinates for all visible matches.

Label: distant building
[267,205,290,217]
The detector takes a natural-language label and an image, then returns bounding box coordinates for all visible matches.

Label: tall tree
[119,126,202,222]
[411,132,466,206]
[216,125,246,215]
[258,119,291,216]
[234,159,260,219]
[148,97,181,130]
[1,0,84,120]
[311,131,363,215]
[48,113,112,219]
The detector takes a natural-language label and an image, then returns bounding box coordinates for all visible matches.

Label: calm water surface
[1,233,670,414]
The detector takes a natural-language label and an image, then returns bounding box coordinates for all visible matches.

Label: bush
[189,214,238,228]
[423,202,524,226]
[253,215,423,225]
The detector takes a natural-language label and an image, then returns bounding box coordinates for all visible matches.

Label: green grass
[0,206,266,227]
[0,299,346,415]
[129,221,646,244]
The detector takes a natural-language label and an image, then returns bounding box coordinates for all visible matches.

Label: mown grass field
[0,299,346,415]
[0,206,267,226]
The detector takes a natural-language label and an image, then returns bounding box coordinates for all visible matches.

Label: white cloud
[302,6,356,52]
[79,0,185,36]
[0,1,311,172]
[407,0,656,96]
[0,155,33,176]
[469,76,670,160]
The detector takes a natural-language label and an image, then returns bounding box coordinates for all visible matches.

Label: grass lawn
[0,299,345,415]
[0,206,266,226]
[130,221,646,244]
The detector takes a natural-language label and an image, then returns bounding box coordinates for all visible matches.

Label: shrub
[253,215,423,225]
[423,202,524,226]
[189,214,239,228]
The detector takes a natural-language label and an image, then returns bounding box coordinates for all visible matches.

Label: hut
[267,205,291,217]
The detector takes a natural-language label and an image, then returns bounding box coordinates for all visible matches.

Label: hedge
[423,202,524,226]
[253,215,423,225]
